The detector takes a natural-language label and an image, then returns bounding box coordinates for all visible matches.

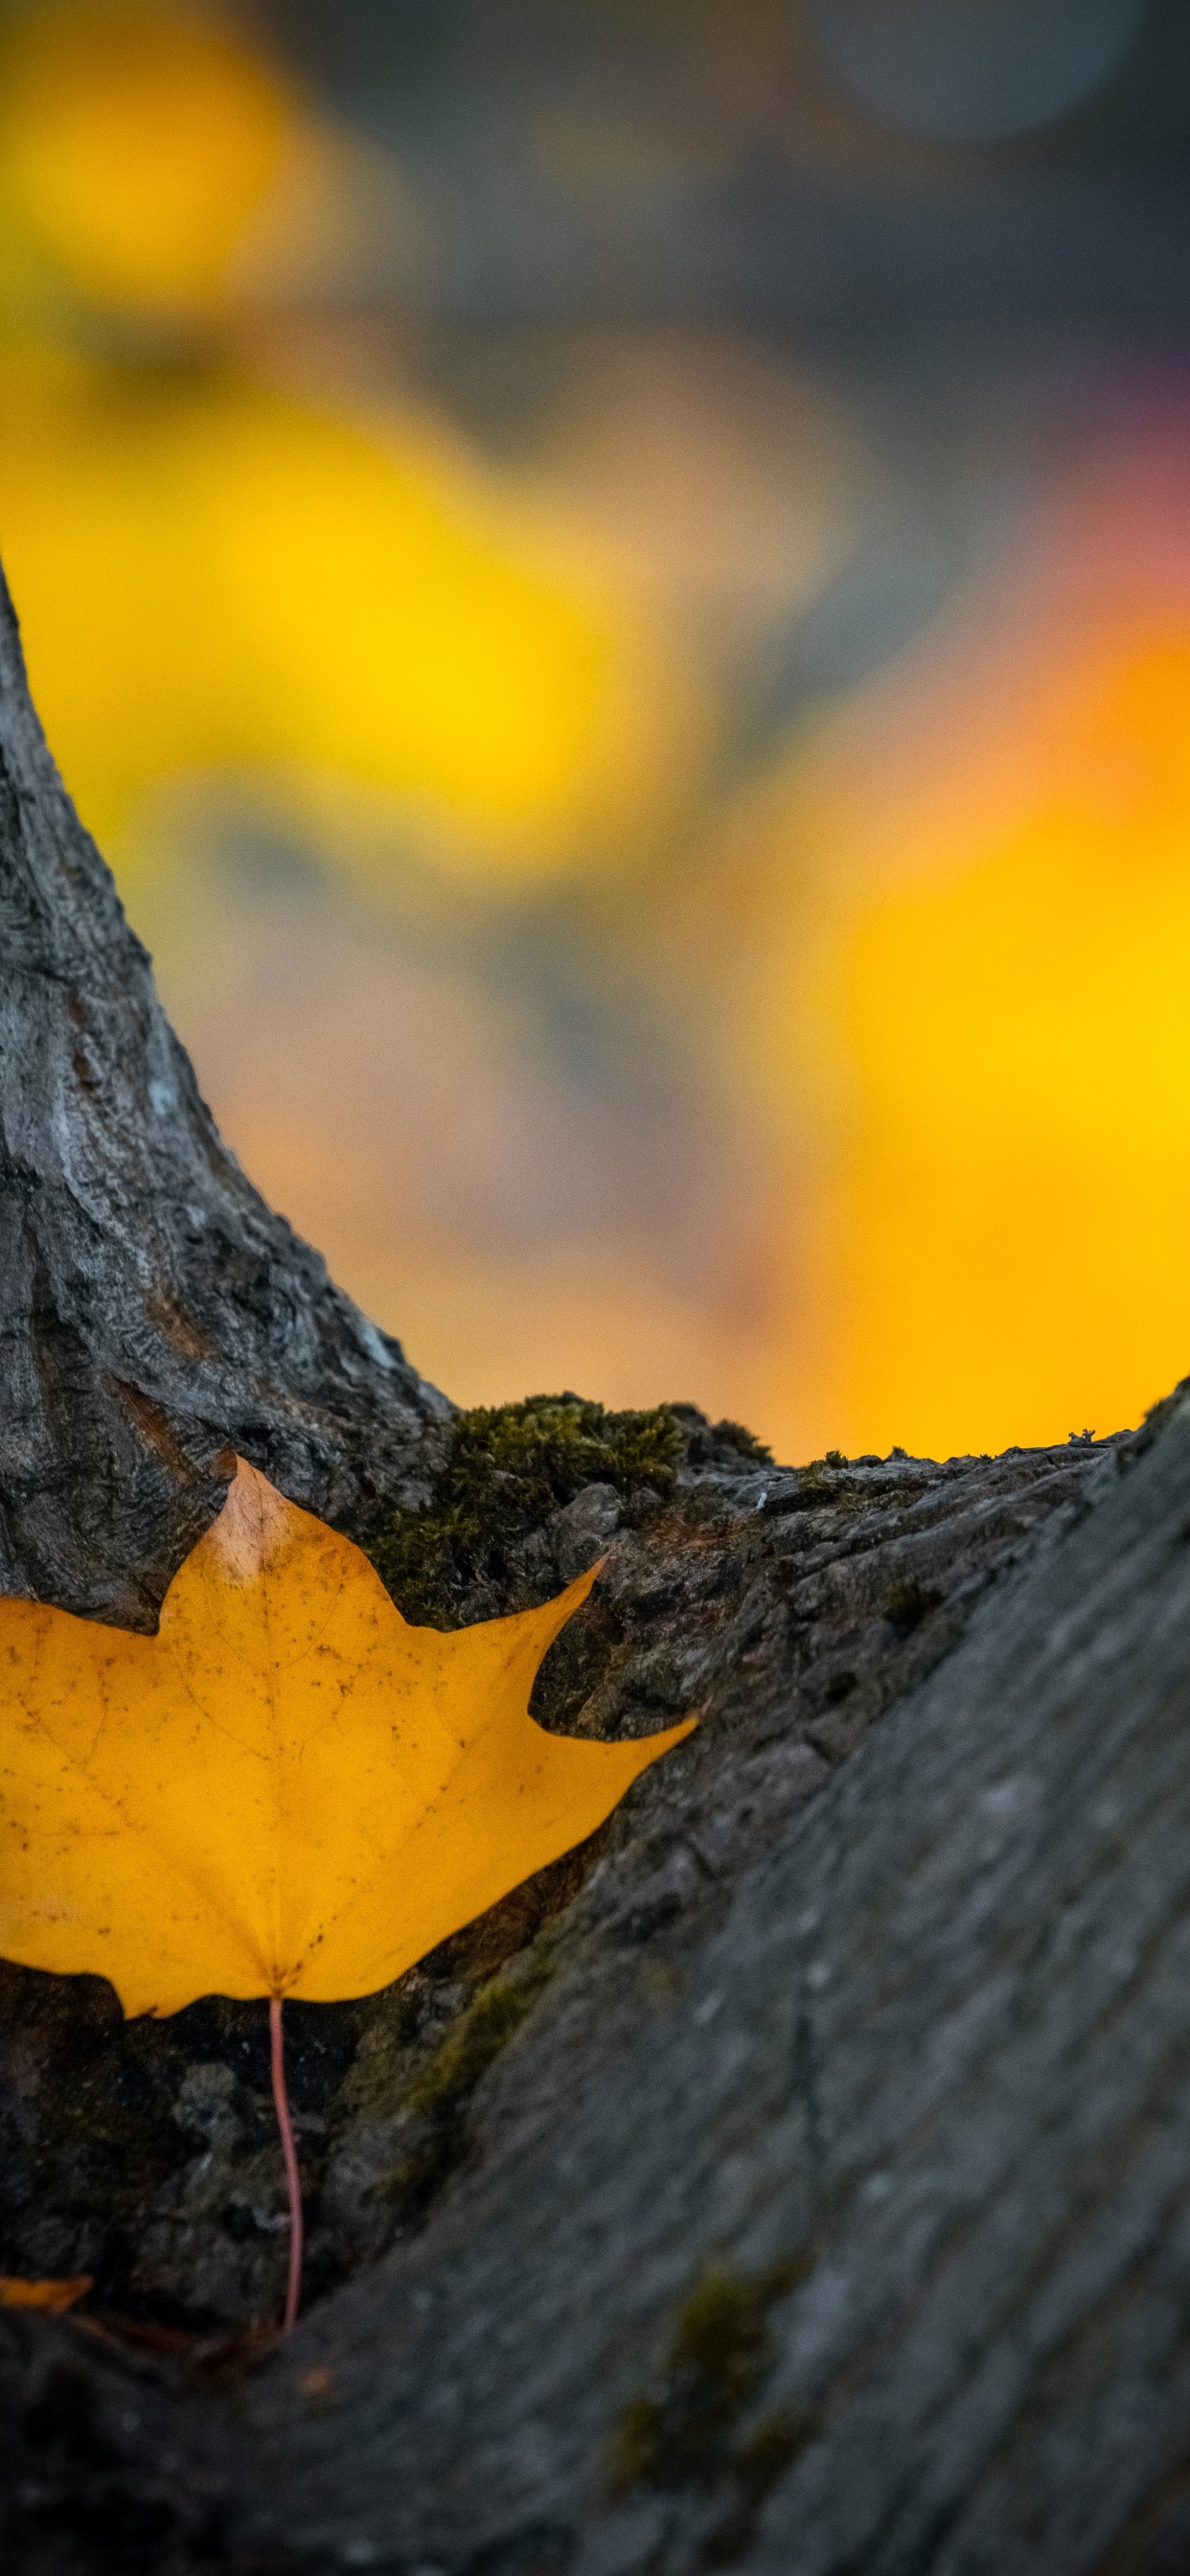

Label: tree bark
[5,1402,1190,2574]
[4,551,1190,2576]
[0,564,448,1630]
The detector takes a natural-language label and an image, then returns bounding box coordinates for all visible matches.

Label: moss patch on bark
[360,1393,685,1625]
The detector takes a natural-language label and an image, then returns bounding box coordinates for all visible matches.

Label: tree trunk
[4,553,1190,2576]
[222,1386,1190,2576]
[0,564,448,1630]
[5,1400,1190,2575]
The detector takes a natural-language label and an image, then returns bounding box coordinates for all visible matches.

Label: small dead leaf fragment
[0,2274,93,2312]
[0,1459,696,2012]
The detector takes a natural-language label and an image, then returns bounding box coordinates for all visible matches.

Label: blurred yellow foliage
[0,6,698,883]
[0,0,288,310]
[0,353,685,872]
[0,1,1182,1468]
[760,624,1190,1459]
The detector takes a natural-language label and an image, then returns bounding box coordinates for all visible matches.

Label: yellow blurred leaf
[0,1460,694,2013]
[0,364,691,879]
[0,2274,93,2312]
[0,0,289,310]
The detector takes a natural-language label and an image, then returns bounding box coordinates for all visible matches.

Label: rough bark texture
[10,1399,1190,2574]
[4,563,1190,2575]
[0,564,447,1629]
[1,1418,1105,2330]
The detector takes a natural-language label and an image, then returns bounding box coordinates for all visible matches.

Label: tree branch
[0,562,449,1629]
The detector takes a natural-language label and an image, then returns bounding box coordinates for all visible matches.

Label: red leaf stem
[269,1994,303,2332]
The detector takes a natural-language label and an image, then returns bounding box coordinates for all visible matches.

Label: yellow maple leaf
[0,1457,694,2012]
[0,2274,93,2312]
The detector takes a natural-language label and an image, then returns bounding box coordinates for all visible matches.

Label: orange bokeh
[755,443,1190,1459]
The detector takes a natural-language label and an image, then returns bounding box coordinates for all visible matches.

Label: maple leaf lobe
[0,1460,695,2014]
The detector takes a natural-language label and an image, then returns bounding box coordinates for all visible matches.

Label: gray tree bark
[7,1396,1190,2576]
[0,563,448,1629]
[3,555,1190,2576]
[229,1386,1188,2576]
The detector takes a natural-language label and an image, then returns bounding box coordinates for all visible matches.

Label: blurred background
[1,0,1189,1462]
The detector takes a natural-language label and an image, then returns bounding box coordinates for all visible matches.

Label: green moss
[378,1955,556,2221]
[734,2409,813,2502]
[800,1447,848,1483]
[699,2410,816,2565]
[613,2396,666,2488]
[611,2254,811,2496]
[669,2265,768,2404]
[363,1393,683,1626]
[403,1964,552,2119]
[712,1420,773,1465]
